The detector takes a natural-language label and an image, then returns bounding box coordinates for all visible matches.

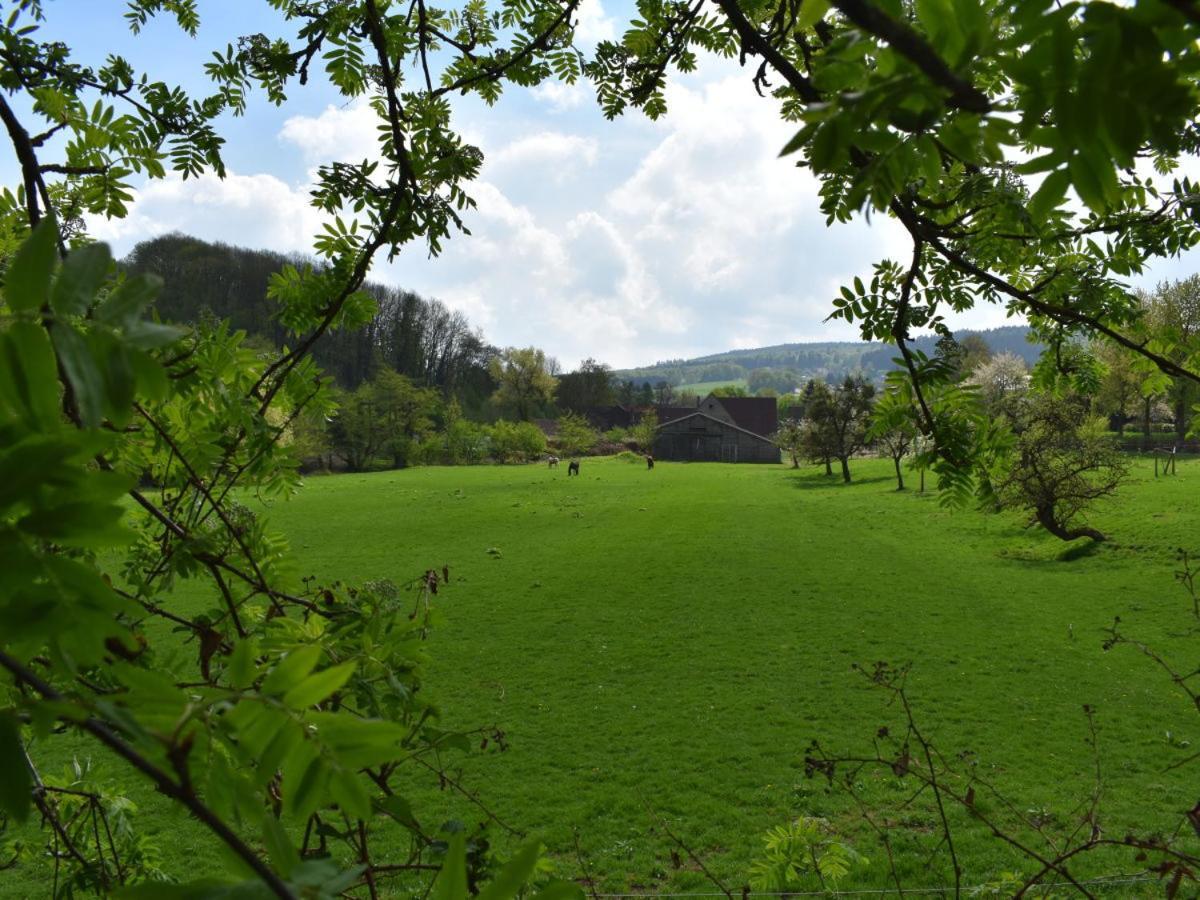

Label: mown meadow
[11,455,1200,896]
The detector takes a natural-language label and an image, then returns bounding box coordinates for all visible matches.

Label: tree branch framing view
[2,0,1200,897]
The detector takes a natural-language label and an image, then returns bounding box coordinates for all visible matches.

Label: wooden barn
[654,394,780,463]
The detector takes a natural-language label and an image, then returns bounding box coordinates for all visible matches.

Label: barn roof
[656,411,778,445]
[706,396,778,437]
[654,405,698,423]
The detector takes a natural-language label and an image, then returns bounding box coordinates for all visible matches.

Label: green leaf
[282,660,356,709]
[262,815,301,878]
[796,0,831,29]
[328,766,372,820]
[0,322,60,429]
[531,882,586,900]
[124,319,186,350]
[5,217,58,313]
[52,242,112,317]
[227,638,259,690]
[477,841,543,900]
[433,833,468,900]
[95,273,163,327]
[0,712,32,823]
[1028,168,1071,223]
[261,645,322,696]
[50,322,104,427]
[1069,150,1110,212]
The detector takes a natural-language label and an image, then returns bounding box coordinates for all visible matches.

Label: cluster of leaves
[748,816,868,893]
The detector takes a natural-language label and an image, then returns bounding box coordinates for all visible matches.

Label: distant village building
[653,394,779,463]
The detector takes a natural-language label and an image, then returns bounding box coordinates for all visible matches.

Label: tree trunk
[840,455,851,483]
[1143,397,1152,437]
[919,467,925,493]
[1036,507,1105,542]
[823,455,832,476]
[893,456,905,491]
[790,450,799,469]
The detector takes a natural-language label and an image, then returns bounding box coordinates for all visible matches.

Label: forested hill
[615,325,1041,388]
[122,234,496,406]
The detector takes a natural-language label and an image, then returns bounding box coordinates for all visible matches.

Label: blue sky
[16,1,1200,369]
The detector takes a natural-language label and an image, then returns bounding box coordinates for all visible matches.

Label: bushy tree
[1140,277,1200,439]
[556,412,598,456]
[488,420,548,463]
[556,358,615,412]
[969,351,1029,421]
[996,394,1128,542]
[773,418,805,469]
[630,409,658,452]
[490,346,557,421]
[869,390,919,490]
[808,375,876,483]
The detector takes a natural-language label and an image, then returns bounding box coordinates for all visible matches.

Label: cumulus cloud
[530,80,588,112]
[574,0,615,45]
[279,98,379,165]
[87,170,323,256]
[489,132,598,174]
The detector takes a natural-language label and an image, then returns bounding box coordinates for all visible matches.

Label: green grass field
[11,455,1200,896]
[674,378,748,394]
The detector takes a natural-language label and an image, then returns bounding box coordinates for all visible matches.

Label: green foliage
[556,358,615,413]
[995,393,1129,542]
[488,419,548,462]
[555,412,598,456]
[749,817,867,891]
[490,347,558,422]
[629,410,658,452]
[806,375,877,482]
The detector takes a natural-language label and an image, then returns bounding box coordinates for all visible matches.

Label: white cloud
[488,131,598,174]
[574,0,615,45]
[530,80,588,112]
[279,98,379,165]
[87,170,323,256]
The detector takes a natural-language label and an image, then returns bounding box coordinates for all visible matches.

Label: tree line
[124,234,497,412]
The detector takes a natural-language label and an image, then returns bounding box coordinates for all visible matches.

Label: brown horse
[646,455,655,470]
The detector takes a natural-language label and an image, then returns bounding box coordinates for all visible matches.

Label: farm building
[654,394,780,463]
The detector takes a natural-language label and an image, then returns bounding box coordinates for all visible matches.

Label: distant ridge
[614,325,1040,389]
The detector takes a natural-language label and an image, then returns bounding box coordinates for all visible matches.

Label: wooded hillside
[124,234,498,410]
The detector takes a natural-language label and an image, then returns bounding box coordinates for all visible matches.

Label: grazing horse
[567,459,580,476]
[547,455,559,468]
[646,454,655,470]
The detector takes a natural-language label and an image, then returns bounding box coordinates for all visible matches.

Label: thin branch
[0,649,295,899]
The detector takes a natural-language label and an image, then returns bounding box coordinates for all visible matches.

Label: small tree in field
[808,375,876,483]
[997,394,1128,542]
[773,418,805,469]
[869,390,918,491]
[969,352,1029,422]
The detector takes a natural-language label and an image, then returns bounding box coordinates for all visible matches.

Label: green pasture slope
[11,456,1200,896]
